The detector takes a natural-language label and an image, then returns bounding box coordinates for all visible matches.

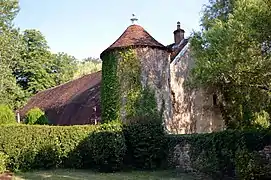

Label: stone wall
[136,47,173,128]
[116,47,173,127]
[170,44,224,134]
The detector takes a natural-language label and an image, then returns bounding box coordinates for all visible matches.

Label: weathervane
[130,14,138,25]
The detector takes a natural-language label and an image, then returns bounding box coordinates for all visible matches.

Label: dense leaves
[0,152,8,173]
[0,104,16,124]
[167,129,271,178]
[101,52,120,123]
[124,118,167,169]
[24,108,49,125]
[73,57,101,79]
[190,0,271,128]
[0,123,125,172]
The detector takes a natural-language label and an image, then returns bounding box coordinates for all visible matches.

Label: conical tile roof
[100,25,168,58]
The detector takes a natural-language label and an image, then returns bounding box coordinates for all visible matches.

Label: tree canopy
[190,0,271,129]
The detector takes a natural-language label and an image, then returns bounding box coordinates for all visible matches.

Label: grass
[13,169,207,180]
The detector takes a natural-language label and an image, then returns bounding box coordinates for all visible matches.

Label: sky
[14,0,209,59]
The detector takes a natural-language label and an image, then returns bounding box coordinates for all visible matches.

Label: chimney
[173,21,185,45]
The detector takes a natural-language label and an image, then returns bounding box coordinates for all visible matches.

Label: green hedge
[123,118,167,170]
[167,129,271,179]
[0,123,126,172]
[0,152,8,173]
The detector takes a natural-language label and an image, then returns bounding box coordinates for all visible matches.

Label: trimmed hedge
[123,118,167,170]
[167,129,271,179]
[0,123,126,172]
[0,152,8,173]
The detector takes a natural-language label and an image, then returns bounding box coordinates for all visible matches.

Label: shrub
[91,122,126,172]
[252,110,270,129]
[0,104,16,125]
[235,148,262,180]
[0,123,125,172]
[25,108,49,125]
[0,152,8,173]
[123,117,167,170]
[167,130,271,178]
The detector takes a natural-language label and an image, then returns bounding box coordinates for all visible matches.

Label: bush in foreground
[24,108,49,125]
[0,104,16,125]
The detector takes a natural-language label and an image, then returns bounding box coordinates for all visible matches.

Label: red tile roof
[100,25,168,58]
[168,39,189,62]
[19,71,102,125]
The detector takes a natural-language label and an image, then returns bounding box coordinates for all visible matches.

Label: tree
[51,52,77,85]
[0,0,19,31]
[15,29,56,94]
[0,28,26,109]
[73,57,102,79]
[190,0,271,128]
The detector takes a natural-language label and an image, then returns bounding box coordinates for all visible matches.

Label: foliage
[51,52,77,85]
[234,148,271,180]
[0,104,16,124]
[101,49,160,123]
[101,51,120,123]
[0,123,125,172]
[167,129,271,178]
[0,1,80,109]
[201,0,235,30]
[73,57,101,79]
[16,29,77,95]
[91,122,126,172]
[252,110,270,129]
[0,152,8,174]
[24,108,49,125]
[123,118,166,169]
[0,29,26,109]
[0,0,19,30]
[190,0,271,128]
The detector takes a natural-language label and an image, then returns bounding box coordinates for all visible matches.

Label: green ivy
[101,51,120,123]
[101,49,160,123]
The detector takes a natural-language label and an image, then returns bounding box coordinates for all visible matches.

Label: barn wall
[170,45,224,134]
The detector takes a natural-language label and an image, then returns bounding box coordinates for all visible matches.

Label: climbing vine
[101,48,161,124]
[101,52,120,123]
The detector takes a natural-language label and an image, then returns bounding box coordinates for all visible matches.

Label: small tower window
[213,94,218,106]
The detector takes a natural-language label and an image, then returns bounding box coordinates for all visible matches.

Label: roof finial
[130,14,138,25]
[177,21,181,30]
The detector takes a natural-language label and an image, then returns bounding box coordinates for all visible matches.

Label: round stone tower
[100,15,172,128]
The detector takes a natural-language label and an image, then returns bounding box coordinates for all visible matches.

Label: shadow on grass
[14,169,201,180]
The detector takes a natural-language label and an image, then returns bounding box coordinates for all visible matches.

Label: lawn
[13,169,208,180]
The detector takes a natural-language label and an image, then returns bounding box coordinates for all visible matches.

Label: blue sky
[14,0,209,59]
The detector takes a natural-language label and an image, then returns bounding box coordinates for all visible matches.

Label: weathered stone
[170,44,225,134]
[114,47,173,126]
[172,143,193,172]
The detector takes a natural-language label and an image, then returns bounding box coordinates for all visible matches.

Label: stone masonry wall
[116,47,173,128]
[136,47,173,129]
[170,45,224,134]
